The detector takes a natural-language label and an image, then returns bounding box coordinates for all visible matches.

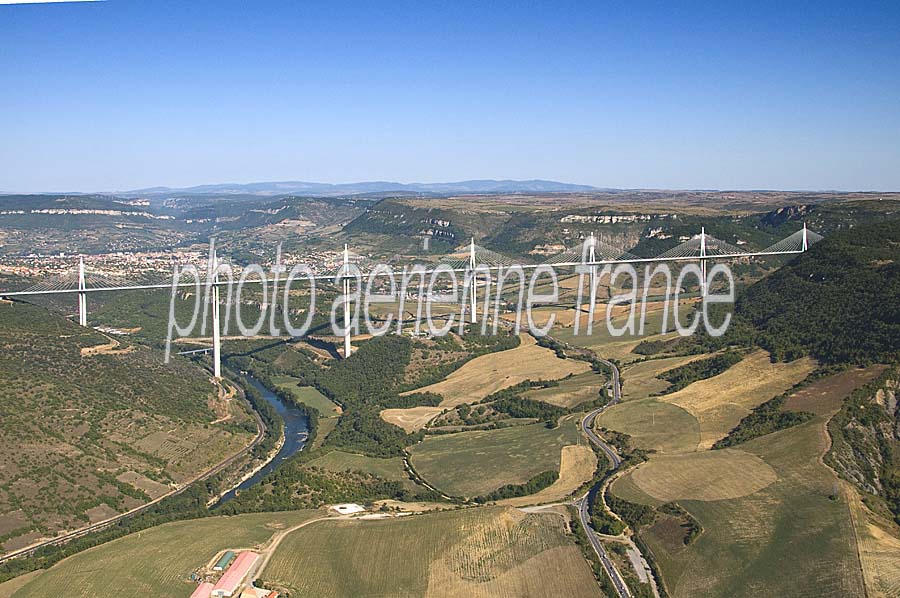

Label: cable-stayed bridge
[0,225,823,372]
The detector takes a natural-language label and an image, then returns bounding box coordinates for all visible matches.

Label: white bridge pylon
[440,239,516,325]
[20,256,132,327]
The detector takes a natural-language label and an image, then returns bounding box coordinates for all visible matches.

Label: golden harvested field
[381,405,444,432]
[413,335,590,407]
[10,511,321,597]
[264,506,602,598]
[498,445,597,507]
[620,353,713,401]
[625,449,777,502]
[522,371,605,408]
[846,482,900,597]
[597,398,700,454]
[662,350,816,449]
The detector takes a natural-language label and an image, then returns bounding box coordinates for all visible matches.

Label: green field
[10,511,320,598]
[614,419,865,598]
[307,450,418,491]
[596,398,700,454]
[264,506,602,598]
[311,417,339,449]
[271,375,341,416]
[409,415,581,498]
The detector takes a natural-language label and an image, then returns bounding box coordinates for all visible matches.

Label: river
[215,375,310,505]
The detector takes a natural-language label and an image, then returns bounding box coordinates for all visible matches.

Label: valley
[0,190,898,598]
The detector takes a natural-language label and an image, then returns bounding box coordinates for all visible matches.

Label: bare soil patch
[784,366,887,417]
[381,406,444,432]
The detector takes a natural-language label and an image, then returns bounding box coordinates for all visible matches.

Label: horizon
[3,177,900,196]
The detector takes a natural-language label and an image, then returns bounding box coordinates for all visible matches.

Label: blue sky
[1,0,899,191]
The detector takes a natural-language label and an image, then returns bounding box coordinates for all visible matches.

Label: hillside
[340,194,900,260]
[828,366,900,525]
[695,218,900,364]
[0,194,366,257]
[0,302,254,552]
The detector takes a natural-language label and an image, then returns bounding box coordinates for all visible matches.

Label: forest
[688,219,900,365]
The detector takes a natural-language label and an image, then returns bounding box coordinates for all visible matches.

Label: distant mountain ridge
[122,179,598,197]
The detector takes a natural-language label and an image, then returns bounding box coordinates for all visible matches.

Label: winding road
[574,355,633,598]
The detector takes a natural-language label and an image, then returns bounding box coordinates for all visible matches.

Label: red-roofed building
[190,581,214,598]
[211,551,259,597]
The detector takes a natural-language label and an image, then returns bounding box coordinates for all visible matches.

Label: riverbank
[212,376,311,507]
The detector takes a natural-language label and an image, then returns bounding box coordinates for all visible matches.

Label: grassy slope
[12,511,320,598]
[265,507,602,598]
[619,354,713,401]
[593,320,867,596]
[402,335,590,408]
[551,302,695,364]
[660,350,816,449]
[600,351,813,454]
[845,481,900,597]
[409,415,581,498]
[382,334,588,432]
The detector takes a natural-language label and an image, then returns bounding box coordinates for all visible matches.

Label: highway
[576,354,632,598]
[581,356,622,468]
[578,491,631,598]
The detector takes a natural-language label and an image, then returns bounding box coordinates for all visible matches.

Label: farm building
[331,503,365,515]
[189,581,214,598]
[213,550,236,571]
[210,550,259,597]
